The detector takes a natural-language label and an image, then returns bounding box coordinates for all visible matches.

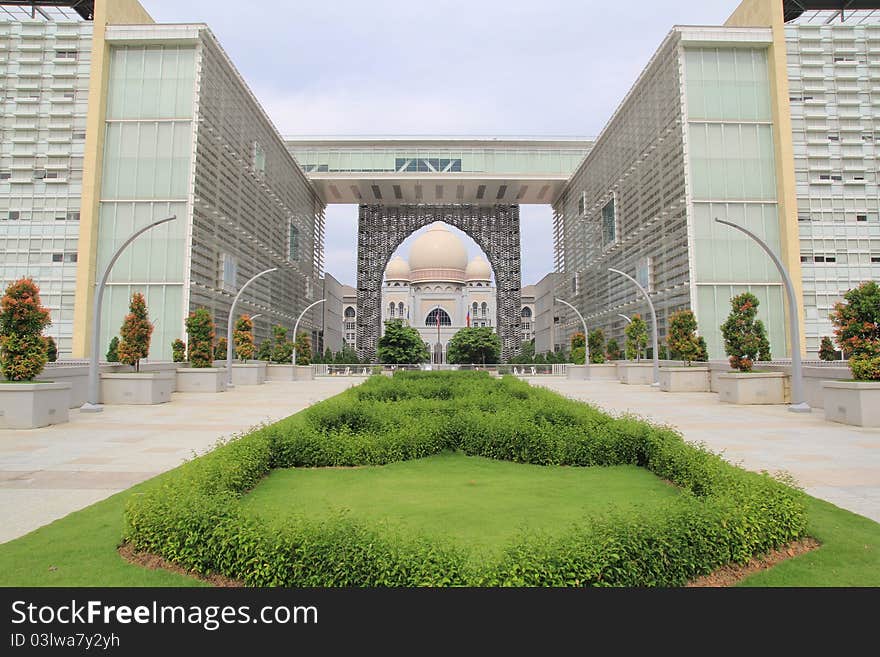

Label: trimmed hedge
[124,371,807,586]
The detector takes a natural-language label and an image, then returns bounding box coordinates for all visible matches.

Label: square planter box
[175,368,227,393]
[294,365,314,381]
[717,372,787,405]
[587,363,619,380]
[567,364,588,380]
[822,380,880,427]
[617,362,655,385]
[659,366,711,393]
[100,371,175,405]
[231,362,267,386]
[0,381,71,429]
[266,364,294,381]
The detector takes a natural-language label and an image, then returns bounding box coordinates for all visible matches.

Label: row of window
[801,253,880,263]
[2,210,79,221]
[798,213,873,221]
[50,252,77,263]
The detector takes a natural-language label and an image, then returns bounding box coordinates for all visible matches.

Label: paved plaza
[1,375,878,545]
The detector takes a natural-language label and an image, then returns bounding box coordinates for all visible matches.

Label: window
[220,253,237,291]
[64,253,77,263]
[871,256,880,263]
[288,223,298,262]
[398,302,405,318]
[72,131,85,140]
[55,50,77,60]
[636,256,653,292]
[601,197,616,246]
[522,322,531,332]
[425,308,452,327]
[857,215,867,222]
[252,141,266,177]
[33,169,46,180]
[0,172,9,180]
[521,307,532,318]
[578,191,586,215]
[481,302,488,317]
[52,253,63,262]
[67,211,80,221]
[344,306,356,319]
[7,211,19,221]
[389,302,396,318]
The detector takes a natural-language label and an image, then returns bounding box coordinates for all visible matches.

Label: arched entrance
[357,204,522,362]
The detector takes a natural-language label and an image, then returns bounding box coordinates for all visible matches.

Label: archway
[357,204,522,362]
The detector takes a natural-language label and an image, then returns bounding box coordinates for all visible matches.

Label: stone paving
[0,378,360,543]
[529,377,880,524]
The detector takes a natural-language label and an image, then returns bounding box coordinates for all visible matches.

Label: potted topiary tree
[101,292,173,405]
[44,336,58,363]
[106,336,120,363]
[176,308,227,392]
[0,278,71,428]
[213,337,228,365]
[293,331,314,380]
[171,339,186,364]
[566,331,588,379]
[266,324,296,381]
[618,314,653,384]
[606,338,622,362]
[229,314,266,385]
[585,328,617,380]
[818,336,839,362]
[823,281,880,427]
[659,309,711,393]
[717,292,784,404]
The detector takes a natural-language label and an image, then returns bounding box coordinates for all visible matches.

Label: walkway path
[0,378,360,543]
[530,378,880,523]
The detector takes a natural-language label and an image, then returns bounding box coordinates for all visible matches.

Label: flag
[466,308,471,327]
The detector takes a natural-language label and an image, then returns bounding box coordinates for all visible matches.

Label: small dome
[408,222,468,273]
[465,256,492,282]
[385,256,411,281]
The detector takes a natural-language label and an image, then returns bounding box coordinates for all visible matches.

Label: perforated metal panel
[357,204,522,362]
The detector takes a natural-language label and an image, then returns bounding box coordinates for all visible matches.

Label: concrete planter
[617,362,655,385]
[659,366,711,393]
[175,367,227,393]
[294,365,314,381]
[717,371,787,405]
[266,364,294,381]
[231,362,267,386]
[587,363,619,380]
[822,380,880,427]
[0,382,71,429]
[36,365,91,408]
[100,371,175,405]
[567,365,588,380]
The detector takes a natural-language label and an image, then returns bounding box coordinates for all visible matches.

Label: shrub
[214,337,228,361]
[0,278,51,381]
[377,319,429,364]
[171,339,186,363]
[124,372,807,588]
[447,327,501,364]
[270,325,292,363]
[830,281,880,381]
[606,338,621,361]
[570,346,585,365]
[294,331,312,365]
[587,329,606,364]
[233,315,255,362]
[720,292,771,372]
[117,293,153,372]
[106,336,120,363]
[695,336,708,362]
[818,336,838,362]
[185,308,215,368]
[667,310,703,366]
[257,339,272,362]
[625,315,648,361]
[44,336,58,363]
[570,332,585,350]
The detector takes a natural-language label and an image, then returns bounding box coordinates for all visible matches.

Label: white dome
[385,256,411,281]
[408,222,468,274]
[465,256,492,282]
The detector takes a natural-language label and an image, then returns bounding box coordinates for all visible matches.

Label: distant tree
[570,331,585,350]
[720,292,771,372]
[0,278,51,381]
[294,331,312,365]
[44,336,58,363]
[214,337,228,362]
[625,315,648,361]
[587,329,606,364]
[340,345,360,364]
[233,315,255,362]
[323,347,333,363]
[171,338,186,363]
[667,309,703,366]
[696,336,709,362]
[570,346,585,365]
[257,338,272,362]
[511,340,535,364]
[818,335,838,362]
[830,281,880,381]
[377,319,429,364]
[271,325,292,363]
[106,336,120,363]
[447,327,501,364]
[185,308,215,368]
[117,292,153,372]
[606,338,622,361]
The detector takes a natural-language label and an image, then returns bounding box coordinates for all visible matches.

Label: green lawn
[240,452,680,559]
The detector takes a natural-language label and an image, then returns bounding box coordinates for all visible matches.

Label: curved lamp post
[82,215,177,412]
[714,218,810,413]
[608,268,659,386]
[226,268,277,387]
[292,298,326,368]
[555,297,590,364]
[617,313,633,324]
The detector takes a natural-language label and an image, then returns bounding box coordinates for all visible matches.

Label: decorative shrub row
[124,371,807,587]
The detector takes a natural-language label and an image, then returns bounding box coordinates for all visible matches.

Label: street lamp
[617,313,632,324]
[226,268,277,387]
[292,298,326,368]
[608,268,659,387]
[82,215,177,412]
[555,298,590,363]
[714,218,810,413]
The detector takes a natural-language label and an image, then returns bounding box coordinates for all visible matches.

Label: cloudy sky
[145,0,735,285]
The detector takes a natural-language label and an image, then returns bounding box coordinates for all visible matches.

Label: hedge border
[124,372,807,586]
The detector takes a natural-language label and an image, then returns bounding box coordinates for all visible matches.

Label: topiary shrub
[606,338,621,361]
[214,337,228,362]
[0,278,51,381]
[587,329,606,364]
[818,336,838,362]
[625,315,648,361]
[830,281,880,381]
[570,346,585,365]
[185,308,215,368]
[270,325,292,363]
[233,315,255,363]
[106,336,120,363]
[117,292,153,372]
[570,331,585,351]
[720,292,771,372]
[257,338,272,362]
[44,335,58,363]
[667,309,703,366]
[171,338,186,363]
[294,331,312,365]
